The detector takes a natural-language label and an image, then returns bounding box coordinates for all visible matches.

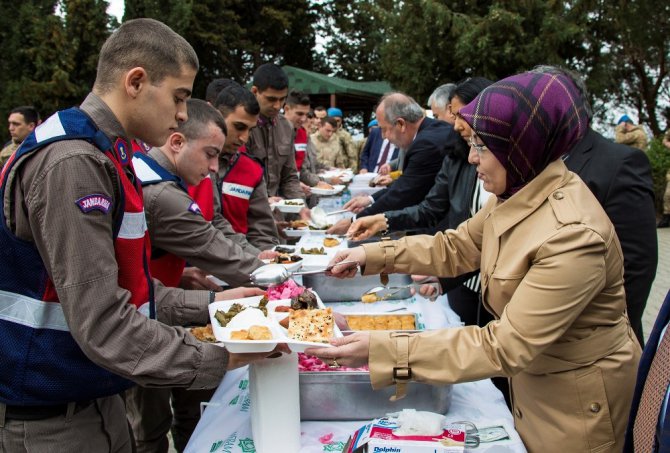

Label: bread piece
[361,293,379,303]
[230,330,249,340]
[323,237,340,247]
[248,325,273,340]
[287,308,334,343]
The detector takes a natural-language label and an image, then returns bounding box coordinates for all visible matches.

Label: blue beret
[618,114,632,125]
[327,107,343,118]
[367,119,378,128]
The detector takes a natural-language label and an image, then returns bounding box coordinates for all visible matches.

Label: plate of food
[266,285,343,352]
[283,220,332,237]
[310,183,345,196]
[262,253,303,272]
[271,198,306,213]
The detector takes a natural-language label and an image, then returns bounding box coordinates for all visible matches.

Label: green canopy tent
[282,65,393,124]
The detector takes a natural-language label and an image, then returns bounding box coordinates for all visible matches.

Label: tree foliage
[124,0,318,97]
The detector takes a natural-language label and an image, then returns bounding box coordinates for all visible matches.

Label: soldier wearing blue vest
[0,19,283,453]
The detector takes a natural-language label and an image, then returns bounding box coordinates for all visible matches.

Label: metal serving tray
[299,371,452,421]
[302,273,412,302]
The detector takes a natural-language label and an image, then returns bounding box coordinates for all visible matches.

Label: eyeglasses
[469,134,487,155]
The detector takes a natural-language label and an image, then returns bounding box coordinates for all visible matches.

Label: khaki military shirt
[142,148,265,287]
[615,123,648,151]
[247,114,304,199]
[335,128,359,172]
[310,131,349,169]
[0,141,18,169]
[215,152,280,252]
[3,93,228,390]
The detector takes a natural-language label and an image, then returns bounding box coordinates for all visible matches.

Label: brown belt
[4,400,93,420]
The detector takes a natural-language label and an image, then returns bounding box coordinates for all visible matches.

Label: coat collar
[488,159,571,238]
[80,93,129,147]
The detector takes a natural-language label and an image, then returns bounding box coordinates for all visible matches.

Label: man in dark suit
[358,125,398,173]
[327,92,450,234]
[565,129,657,346]
[625,289,670,451]
[532,65,657,347]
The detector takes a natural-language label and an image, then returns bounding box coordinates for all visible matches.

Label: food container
[299,371,452,420]
[342,312,419,331]
[271,199,305,213]
[302,273,413,302]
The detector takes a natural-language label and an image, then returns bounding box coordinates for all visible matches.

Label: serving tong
[364,277,441,302]
[249,260,359,286]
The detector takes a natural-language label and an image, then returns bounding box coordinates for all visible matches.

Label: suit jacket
[358,117,450,217]
[565,128,657,346]
[363,160,641,452]
[359,128,397,172]
[625,289,670,451]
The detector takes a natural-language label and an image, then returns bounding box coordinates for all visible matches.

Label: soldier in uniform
[0,19,281,453]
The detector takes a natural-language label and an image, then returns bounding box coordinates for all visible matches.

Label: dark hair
[252,63,289,91]
[286,90,310,107]
[307,110,315,119]
[314,105,326,113]
[320,116,338,129]
[214,83,260,118]
[450,77,494,105]
[206,78,235,104]
[176,99,227,139]
[10,106,39,125]
[94,18,198,94]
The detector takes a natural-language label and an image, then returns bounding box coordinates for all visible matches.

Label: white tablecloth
[185,294,527,453]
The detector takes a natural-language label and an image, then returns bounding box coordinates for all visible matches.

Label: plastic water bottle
[341,188,351,205]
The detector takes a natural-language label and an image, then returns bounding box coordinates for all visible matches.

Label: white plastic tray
[271,199,305,213]
[310,184,345,196]
[208,294,342,353]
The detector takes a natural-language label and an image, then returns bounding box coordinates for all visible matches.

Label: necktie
[634,327,670,452]
[375,141,391,172]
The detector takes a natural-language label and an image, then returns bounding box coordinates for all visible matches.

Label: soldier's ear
[168,132,186,153]
[125,67,148,98]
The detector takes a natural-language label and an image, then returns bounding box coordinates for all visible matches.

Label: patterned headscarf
[459,72,589,199]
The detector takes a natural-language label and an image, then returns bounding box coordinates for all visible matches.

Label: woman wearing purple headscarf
[306,72,641,451]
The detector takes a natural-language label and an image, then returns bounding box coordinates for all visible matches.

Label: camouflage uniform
[615,123,648,151]
[335,128,359,172]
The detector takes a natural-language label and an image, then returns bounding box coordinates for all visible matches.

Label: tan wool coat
[363,160,641,453]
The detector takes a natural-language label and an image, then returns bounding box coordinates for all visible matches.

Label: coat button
[553,191,564,200]
[514,408,522,419]
[590,403,601,413]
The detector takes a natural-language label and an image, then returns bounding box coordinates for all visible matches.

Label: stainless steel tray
[299,371,452,421]
[302,273,412,302]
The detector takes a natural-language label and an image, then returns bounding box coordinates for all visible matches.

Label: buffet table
[184,291,527,453]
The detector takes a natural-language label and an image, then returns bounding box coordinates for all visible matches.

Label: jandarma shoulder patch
[75,193,112,214]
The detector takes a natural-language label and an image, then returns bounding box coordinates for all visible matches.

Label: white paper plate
[267,298,342,353]
[262,257,302,272]
[209,295,341,353]
[310,184,345,196]
[271,199,305,213]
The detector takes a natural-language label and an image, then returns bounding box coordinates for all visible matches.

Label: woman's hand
[347,214,386,241]
[410,275,442,301]
[304,332,370,369]
[226,344,292,370]
[328,247,366,278]
[216,286,266,301]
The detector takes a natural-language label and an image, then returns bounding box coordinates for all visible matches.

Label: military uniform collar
[488,159,571,238]
[257,114,277,127]
[147,147,177,174]
[80,93,130,148]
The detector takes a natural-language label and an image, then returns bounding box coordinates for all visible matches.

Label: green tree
[124,0,318,97]
[572,0,670,136]
[62,0,116,105]
[0,1,76,121]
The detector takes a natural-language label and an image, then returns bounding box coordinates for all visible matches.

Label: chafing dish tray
[299,370,451,421]
[302,273,412,302]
